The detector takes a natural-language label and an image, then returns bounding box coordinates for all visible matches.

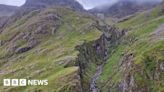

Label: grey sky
[0,0,162,9]
[0,0,119,9]
[0,0,25,6]
[77,0,119,9]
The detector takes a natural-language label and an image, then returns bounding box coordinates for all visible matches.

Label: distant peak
[23,0,84,10]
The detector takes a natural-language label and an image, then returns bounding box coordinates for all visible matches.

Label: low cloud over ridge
[77,0,162,9]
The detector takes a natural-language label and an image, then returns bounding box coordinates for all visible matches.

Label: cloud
[77,0,119,9]
[0,0,25,6]
[77,0,162,9]
[0,0,162,8]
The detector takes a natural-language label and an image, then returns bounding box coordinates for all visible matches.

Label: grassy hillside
[0,1,163,92]
[0,7,102,92]
[98,4,164,92]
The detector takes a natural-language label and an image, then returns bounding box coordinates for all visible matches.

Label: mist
[0,0,162,9]
[0,0,25,6]
[77,0,119,10]
[77,0,163,9]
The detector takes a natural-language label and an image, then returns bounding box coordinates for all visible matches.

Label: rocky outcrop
[103,45,164,92]
[76,23,125,92]
[23,0,84,11]
[119,53,136,92]
[15,46,32,54]
[0,16,8,32]
[0,0,84,37]
[0,6,104,92]
[1,11,61,57]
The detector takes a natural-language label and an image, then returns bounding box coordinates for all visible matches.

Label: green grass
[98,5,164,92]
[0,7,102,92]
[100,45,126,81]
[117,5,164,29]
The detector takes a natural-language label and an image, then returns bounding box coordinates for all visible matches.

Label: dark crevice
[76,23,125,92]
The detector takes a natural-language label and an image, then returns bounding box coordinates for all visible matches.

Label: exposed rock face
[119,53,137,92]
[0,17,8,32]
[0,4,18,17]
[15,46,32,54]
[0,5,103,91]
[1,11,61,56]
[23,0,84,11]
[90,0,159,18]
[118,48,164,92]
[102,42,164,92]
[0,0,84,34]
[76,23,125,92]
[0,0,163,92]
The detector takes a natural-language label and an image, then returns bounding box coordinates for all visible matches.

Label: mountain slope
[23,0,84,11]
[90,0,159,18]
[0,4,18,17]
[97,3,164,92]
[0,0,163,92]
[0,6,103,92]
[3,0,84,29]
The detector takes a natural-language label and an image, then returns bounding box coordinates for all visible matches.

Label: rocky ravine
[0,2,125,90]
[76,23,125,92]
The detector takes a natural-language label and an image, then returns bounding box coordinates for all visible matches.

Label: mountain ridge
[0,4,18,17]
[0,0,163,92]
[23,0,84,11]
[90,0,160,18]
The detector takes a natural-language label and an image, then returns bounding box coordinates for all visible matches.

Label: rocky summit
[23,0,84,10]
[0,0,163,92]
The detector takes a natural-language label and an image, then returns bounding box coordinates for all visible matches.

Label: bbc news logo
[3,79,48,86]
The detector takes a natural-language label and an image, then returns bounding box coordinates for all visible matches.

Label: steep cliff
[0,1,163,92]
[0,6,101,92]
[0,4,126,91]
[76,24,125,92]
